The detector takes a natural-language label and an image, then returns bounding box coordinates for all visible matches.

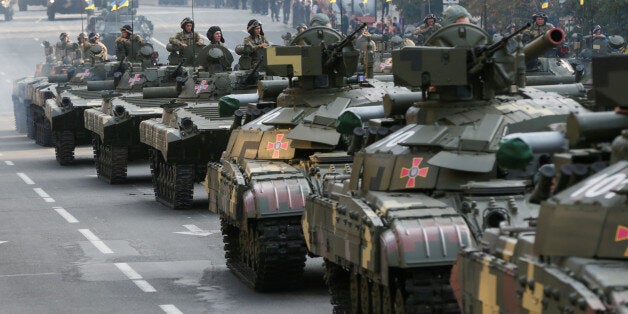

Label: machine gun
[241,55,264,86]
[324,22,368,67]
[468,22,530,74]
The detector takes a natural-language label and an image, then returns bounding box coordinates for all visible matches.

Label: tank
[139,46,272,209]
[84,64,189,183]
[87,9,154,54]
[300,24,592,312]
[205,24,411,292]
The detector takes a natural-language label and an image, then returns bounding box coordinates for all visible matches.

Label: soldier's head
[532,12,547,26]
[207,26,225,44]
[443,5,471,25]
[59,32,69,43]
[77,32,87,44]
[310,13,331,27]
[180,17,195,33]
[247,19,264,37]
[424,14,436,26]
[591,24,602,35]
[506,23,517,34]
[120,25,133,38]
[296,23,307,33]
[88,32,100,44]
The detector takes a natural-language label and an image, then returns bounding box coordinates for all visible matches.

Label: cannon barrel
[143,86,180,99]
[336,105,385,135]
[87,80,115,91]
[524,28,566,62]
[383,92,423,117]
[257,80,289,100]
[566,111,628,147]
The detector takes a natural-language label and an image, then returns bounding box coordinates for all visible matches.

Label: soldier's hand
[197,41,204,46]
[181,43,188,48]
[259,42,269,48]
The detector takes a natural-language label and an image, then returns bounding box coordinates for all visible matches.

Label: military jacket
[525,23,555,41]
[169,31,204,47]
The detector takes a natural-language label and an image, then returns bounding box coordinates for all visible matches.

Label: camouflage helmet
[591,24,602,34]
[442,5,471,26]
[77,32,87,41]
[88,32,100,42]
[296,23,308,32]
[532,12,548,23]
[59,32,69,40]
[423,13,436,24]
[310,13,330,27]
[246,19,264,36]
[180,17,194,31]
[207,26,225,43]
[120,24,133,34]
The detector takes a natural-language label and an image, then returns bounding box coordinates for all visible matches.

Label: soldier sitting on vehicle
[198,26,233,73]
[523,12,554,42]
[207,26,226,46]
[77,33,88,62]
[55,32,81,64]
[413,14,442,45]
[168,17,205,65]
[115,25,145,62]
[235,19,268,70]
[88,32,108,61]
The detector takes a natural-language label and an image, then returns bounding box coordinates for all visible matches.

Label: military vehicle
[84,64,189,183]
[17,0,46,11]
[140,44,270,208]
[45,43,158,165]
[300,24,593,312]
[47,0,94,20]
[87,8,154,54]
[205,24,412,292]
[451,55,628,313]
[1,0,14,21]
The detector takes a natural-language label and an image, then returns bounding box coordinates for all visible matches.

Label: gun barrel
[524,28,565,62]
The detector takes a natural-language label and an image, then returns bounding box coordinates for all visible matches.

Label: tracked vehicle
[45,43,157,165]
[300,24,592,313]
[205,24,411,292]
[140,44,272,209]
[451,54,628,313]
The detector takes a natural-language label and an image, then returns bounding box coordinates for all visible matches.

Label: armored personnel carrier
[87,8,154,54]
[205,24,411,292]
[301,24,592,312]
[140,44,271,208]
[84,64,190,183]
[44,43,158,165]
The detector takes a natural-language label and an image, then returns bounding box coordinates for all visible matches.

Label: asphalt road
[0,5,331,314]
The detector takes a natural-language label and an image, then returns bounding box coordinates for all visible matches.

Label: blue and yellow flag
[85,0,95,10]
[541,0,549,9]
[117,0,129,9]
[580,0,584,5]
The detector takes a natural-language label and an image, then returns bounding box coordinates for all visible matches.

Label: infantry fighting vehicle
[140,44,271,208]
[205,24,411,291]
[300,24,591,313]
[43,42,157,165]
[451,55,628,313]
[87,8,154,54]
[84,64,189,184]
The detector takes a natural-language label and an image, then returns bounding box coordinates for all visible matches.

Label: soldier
[442,5,472,25]
[524,12,554,42]
[56,32,80,64]
[88,32,108,61]
[583,25,608,56]
[236,19,269,70]
[169,17,204,49]
[206,26,226,46]
[115,24,145,61]
[309,12,331,27]
[77,32,88,62]
[413,14,442,44]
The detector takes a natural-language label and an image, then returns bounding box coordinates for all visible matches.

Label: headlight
[49,0,55,4]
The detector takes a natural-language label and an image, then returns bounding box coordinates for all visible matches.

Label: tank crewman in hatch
[169,17,205,49]
[236,19,269,70]
[413,14,442,44]
[115,24,145,61]
[207,26,226,46]
[524,12,555,42]
[55,32,80,64]
[88,32,108,61]
[442,5,472,26]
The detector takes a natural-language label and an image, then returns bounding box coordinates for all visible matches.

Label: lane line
[0,272,59,278]
[33,188,55,203]
[53,206,78,223]
[114,263,142,280]
[5,161,14,166]
[183,224,203,233]
[159,304,183,314]
[78,229,114,254]
[17,173,35,185]
[133,280,157,292]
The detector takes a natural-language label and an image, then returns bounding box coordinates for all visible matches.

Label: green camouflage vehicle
[451,54,628,313]
[44,43,158,165]
[84,64,188,183]
[140,43,272,209]
[205,24,411,292]
[300,24,593,313]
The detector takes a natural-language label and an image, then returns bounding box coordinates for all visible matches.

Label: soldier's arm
[169,34,182,45]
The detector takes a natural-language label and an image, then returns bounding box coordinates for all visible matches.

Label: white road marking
[173,224,214,236]
[86,174,97,177]
[53,207,79,223]
[160,304,183,314]
[0,272,59,278]
[4,161,14,165]
[78,229,114,254]
[0,241,7,245]
[33,188,55,203]
[150,37,166,48]
[114,263,142,280]
[133,280,157,292]
[17,173,35,185]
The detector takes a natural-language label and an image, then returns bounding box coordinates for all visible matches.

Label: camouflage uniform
[241,34,269,69]
[413,23,442,43]
[115,33,145,61]
[237,19,268,70]
[524,13,554,42]
[169,31,204,48]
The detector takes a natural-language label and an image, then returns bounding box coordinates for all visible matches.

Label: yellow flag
[541,0,549,9]
[580,0,584,5]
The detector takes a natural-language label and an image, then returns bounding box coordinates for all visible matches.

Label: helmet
[532,12,548,23]
[506,23,516,32]
[207,26,225,43]
[88,32,99,43]
[442,5,471,26]
[59,32,68,40]
[120,25,133,34]
[77,32,87,41]
[591,24,602,34]
[423,14,436,24]
[246,19,264,36]
[310,13,330,27]
[296,23,307,32]
[180,17,194,31]
[608,35,625,49]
